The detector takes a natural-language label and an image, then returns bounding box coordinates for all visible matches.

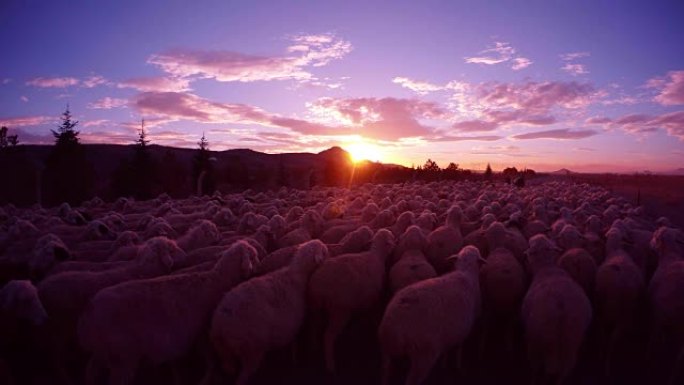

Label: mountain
[551,168,574,175]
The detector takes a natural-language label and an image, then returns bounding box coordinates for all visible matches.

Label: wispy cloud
[562,63,589,76]
[646,70,684,105]
[88,97,128,110]
[118,76,191,92]
[0,115,52,127]
[511,128,598,140]
[590,111,684,139]
[20,96,29,102]
[560,52,590,61]
[392,77,443,95]
[82,75,109,88]
[465,41,531,70]
[148,33,352,84]
[26,76,79,88]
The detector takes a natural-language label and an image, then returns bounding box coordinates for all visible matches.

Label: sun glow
[346,141,382,163]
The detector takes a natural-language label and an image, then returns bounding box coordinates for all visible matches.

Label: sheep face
[0,280,48,326]
[31,237,70,278]
[218,241,259,279]
[140,237,187,272]
[650,227,684,254]
[371,229,396,257]
[84,220,117,241]
[292,240,329,272]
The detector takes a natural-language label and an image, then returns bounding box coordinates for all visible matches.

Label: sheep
[0,280,48,385]
[208,240,328,385]
[594,227,644,376]
[522,234,592,385]
[327,225,374,257]
[254,246,298,276]
[389,226,436,293]
[78,241,258,385]
[647,227,684,385]
[177,219,220,252]
[426,206,464,273]
[557,248,597,299]
[278,210,323,248]
[479,222,526,356]
[37,237,187,384]
[378,246,483,385]
[308,229,395,373]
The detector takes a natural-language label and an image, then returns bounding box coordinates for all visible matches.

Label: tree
[0,126,19,149]
[192,133,216,195]
[484,163,493,181]
[131,120,156,199]
[43,105,94,206]
[51,105,80,147]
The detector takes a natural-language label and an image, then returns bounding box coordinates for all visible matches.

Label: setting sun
[346,141,382,163]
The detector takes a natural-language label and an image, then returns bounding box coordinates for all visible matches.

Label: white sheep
[378,246,482,385]
[78,241,258,385]
[308,229,395,372]
[389,225,436,293]
[177,219,221,252]
[522,234,592,385]
[208,240,328,385]
[594,227,644,376]
[327,225,374,257]
[557,248,597,299]
[647,227,684,385]
[426,206,464,273]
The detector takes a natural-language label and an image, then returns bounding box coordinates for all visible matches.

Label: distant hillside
[551,168,574,175]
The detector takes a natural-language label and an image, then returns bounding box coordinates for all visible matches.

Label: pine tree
[193,133,216,195]
[44,105,93,205]
[484,163,493,181]
[51,104,80,147]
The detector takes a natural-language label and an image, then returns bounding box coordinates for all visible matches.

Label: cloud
[476,80,596,113]
[574,147,596,152]
[26,77,79,88]
[392,77,443,95]
[307,97,445,140]
[647,70,684,105]
[511,57,532,70]
[588,112,684,138]
[148,33,352,84]
[452,120,499,132]
[88,97,128,110]
[82,119,110,128]
[586,116,612,124]
[562,63,589,76]
[0,115,52,127]
[511,128,598,140]
[20,96,29,102]
[431,134,503,142]
[118,76,191,92]
[82,75,109,88]
[465,41,531,70]
[560,52,590,61]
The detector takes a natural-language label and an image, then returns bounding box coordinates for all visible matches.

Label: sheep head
[446,245,485,273]
[446,206,463,228]
[140,237,187,272]
[31,234,70,279]
[0,280,48,326]
[371,229,396,258]
[292,239,328,273]
[526,234,561,273]
[216,240,259,279]
[650,226,684,255]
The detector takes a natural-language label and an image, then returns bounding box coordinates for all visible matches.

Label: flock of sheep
[0,180,683,385]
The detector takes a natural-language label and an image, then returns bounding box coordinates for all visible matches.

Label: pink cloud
[0,115,52,127]
[82,75,108,88]
[560,52,590,61]
[148,33,351,83]
[586,116,612,124]
[477,80,596,112]
[647,70,684,105]
[20,96,29,102]
[88,97,128,110]
[452,120,499,132]
[465,41,531,70]
[118,76,191,92]
[392,77,443,94]
[511,128,598,140]
[26,77,79,88]
[431,134,503,142]
[511,57,532,70]
[561,63,589,76]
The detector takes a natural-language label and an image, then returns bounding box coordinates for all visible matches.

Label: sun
[346,141,382,163]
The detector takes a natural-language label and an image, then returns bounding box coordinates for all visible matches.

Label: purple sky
[1,0,683,172]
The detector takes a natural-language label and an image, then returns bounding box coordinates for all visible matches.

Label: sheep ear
[445,254,459,263]
[241,254,256,278]
[478,256,488,265]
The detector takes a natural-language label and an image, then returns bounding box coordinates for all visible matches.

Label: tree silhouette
[131,120,156,199]
[484,163,493,181]
[0,126,19,149]
[43,105,94,206]
[193,133,216,195]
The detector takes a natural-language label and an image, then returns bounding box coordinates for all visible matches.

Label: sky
[1,0,684,173]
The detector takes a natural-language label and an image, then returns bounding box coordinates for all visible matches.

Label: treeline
[0,107,535,207]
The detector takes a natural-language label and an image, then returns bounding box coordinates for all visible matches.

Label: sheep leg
[405,350,438,385]
[668,345,684,385]
[323,310,350,374]
[380,354,392,385]
[109,361,137,385]
[236,349,264,385]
